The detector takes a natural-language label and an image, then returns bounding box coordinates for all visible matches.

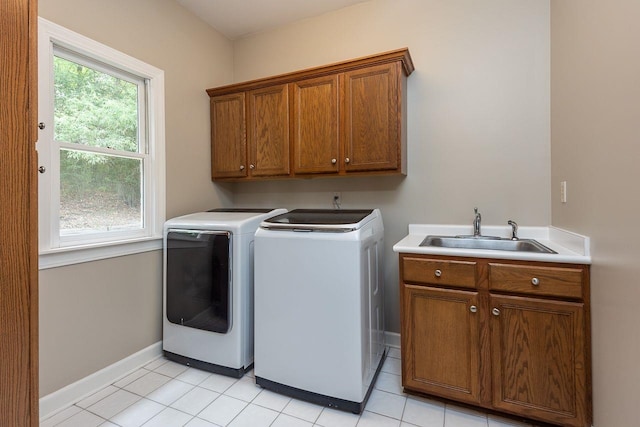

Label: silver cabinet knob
[38,166,46,173]
[492,308,501,316]
[250,164,255,169]
[434,269,442,277]
[38,122,46,130]
[331,158,337,164]
[240,165,245,171]
[345,157,350,164]
[531,277,540,286]
[469,305,477,313]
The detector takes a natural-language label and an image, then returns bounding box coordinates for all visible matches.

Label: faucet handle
[473,208,482,237]
[508,220,518,240]
[474,207,481,221]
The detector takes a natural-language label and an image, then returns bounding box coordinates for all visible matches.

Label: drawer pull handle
[240,165,245,171]
[331,158,337,164]
[531,277,540,286]
[434,269,442,277]
[469,305,477,313]
[492,308,501,316]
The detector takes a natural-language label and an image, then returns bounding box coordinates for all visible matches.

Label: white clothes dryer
[163,208,286,377]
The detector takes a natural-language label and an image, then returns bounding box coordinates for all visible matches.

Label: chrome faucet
[473,208,481,237]
[508,220,518,240]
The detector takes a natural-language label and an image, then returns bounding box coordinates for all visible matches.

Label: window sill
[39,236,163,270]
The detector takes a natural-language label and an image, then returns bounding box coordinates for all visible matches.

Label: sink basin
[420,235,557,254]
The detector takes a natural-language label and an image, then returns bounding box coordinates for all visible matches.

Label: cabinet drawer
[402,257,476,289]
[488,263,584,299]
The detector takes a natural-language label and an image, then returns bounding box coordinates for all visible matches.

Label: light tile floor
[41,348,540,427]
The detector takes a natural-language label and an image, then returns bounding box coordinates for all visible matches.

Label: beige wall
[38,0,233,395]
[229,0,551,333]
[551,1,640,425]
[39,252,162,396]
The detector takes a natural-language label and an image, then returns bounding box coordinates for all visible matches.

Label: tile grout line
[399,392,409,426]
[442,402,447,427]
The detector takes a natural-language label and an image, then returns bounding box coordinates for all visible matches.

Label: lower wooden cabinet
[490,295,589,427]
[402,285,481,405]
[399,254,592,427]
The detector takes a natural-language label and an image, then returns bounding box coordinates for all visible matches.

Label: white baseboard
[39,341,163,422]
[385,331,400,348]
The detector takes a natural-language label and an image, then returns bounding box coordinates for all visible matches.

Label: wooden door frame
[0,0,39,425]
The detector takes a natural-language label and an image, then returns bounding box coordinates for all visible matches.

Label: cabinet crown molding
[206,48,413,97]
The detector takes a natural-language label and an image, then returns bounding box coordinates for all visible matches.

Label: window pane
[60,149,142,235]
[54,55,139,152]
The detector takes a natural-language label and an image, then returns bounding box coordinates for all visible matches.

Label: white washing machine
[163,208,286,377]
[254,209,385,413]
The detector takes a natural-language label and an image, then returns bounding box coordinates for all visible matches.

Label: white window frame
[37,18,165,269]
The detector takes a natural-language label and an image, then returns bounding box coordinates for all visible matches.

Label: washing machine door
[166,229,232,334]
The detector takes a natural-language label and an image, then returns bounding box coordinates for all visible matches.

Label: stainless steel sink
[419,235,557,254]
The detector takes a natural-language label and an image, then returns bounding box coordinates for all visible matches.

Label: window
[38,18,165,268]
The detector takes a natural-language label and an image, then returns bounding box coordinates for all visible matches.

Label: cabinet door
[401,284,482,404]
[343,62,400,172]
[490,295,589,427]
[247,84,290,177]
[210,93,247,179]
[292,75,339,174]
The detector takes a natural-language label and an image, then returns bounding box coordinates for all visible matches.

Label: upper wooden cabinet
[247,84,290,177]
[343,62,401,173]
[207,48,414,181]
[292,74,340,175]
[210,93,247,179]
[210,86,290,179]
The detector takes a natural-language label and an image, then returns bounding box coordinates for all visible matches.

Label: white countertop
[393,224,591,264]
